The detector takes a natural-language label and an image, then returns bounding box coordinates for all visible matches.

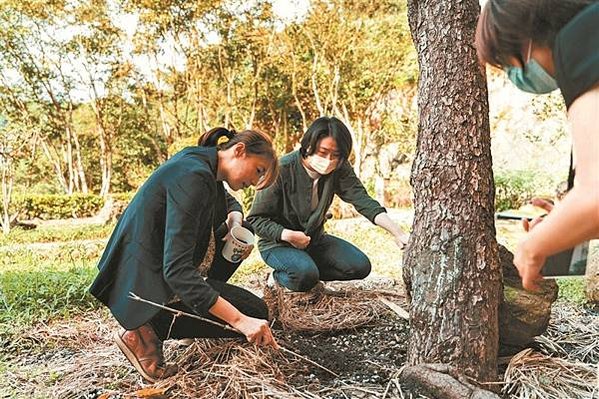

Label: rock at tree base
[498,245,558,355]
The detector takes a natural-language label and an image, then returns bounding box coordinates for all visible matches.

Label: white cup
[222,225,255,263]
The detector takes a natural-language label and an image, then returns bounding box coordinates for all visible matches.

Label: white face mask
[308,155,337,175]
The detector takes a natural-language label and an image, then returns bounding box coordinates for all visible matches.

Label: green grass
[556,278,587,305]
[0,245,101,341]
[0,223,113,246]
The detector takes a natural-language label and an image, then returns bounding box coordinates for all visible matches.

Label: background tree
[401,0,502,392]
[0,0,417,205]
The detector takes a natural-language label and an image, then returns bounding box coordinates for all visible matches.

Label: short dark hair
[475,0,595,68]
[198,127,279,189]
[300,116,353,161]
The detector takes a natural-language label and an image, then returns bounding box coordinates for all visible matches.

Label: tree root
[399,364,502,399]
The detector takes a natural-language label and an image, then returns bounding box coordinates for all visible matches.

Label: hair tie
[217,135,230,145]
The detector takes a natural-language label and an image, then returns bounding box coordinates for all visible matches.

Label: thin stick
[128,292,239,332]
[279,347,339,377]
[128,292,340,377]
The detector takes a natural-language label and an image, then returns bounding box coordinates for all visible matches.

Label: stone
[498,245,559,355]
[584,242,599,303]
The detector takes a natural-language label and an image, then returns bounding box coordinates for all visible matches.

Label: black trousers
[150,222,268,341]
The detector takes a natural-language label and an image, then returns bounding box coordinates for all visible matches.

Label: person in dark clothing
[89,127,280,382]
[247,116,409,292]
[475,0,599,291]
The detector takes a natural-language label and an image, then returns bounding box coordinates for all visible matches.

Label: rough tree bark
[403,0,502,386]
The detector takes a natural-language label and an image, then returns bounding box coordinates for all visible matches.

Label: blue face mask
[504,41,558,94]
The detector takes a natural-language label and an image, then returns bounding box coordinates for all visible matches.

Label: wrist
[227,211,243,227]
[229,313,246,329]
[519,237,545,266]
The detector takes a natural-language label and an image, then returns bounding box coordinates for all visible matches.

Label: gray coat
[247,150,385,252]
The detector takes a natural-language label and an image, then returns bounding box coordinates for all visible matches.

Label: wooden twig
[128,292,239,332]
[379,297,410,320]
[279,347,339,377]
[128,291,340,377]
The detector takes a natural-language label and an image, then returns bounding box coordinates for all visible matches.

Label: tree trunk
[98,124,111,198]
[1,155,13,235]
[64,124,75,194]
[403,0,501,385]
[40,138,68,194]
[71,128,88,194]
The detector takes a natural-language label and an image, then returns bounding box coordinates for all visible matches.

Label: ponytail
[197,127,279,189]
[198,127,237,148]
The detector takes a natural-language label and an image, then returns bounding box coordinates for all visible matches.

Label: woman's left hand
[514,239,546,291]
[223,211,243,242]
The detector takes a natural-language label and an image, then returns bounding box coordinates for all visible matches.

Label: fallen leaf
[132,386,170,398]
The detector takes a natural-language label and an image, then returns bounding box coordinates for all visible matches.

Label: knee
[346,256,371,280]
[289,267,320,292]
[243,295,269,320]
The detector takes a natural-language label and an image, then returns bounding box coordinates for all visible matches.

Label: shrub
[8,192,136,221]
[494,169,556,212]
[12,194,105,220]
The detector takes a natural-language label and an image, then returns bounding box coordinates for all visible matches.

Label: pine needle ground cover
[1,211,597,398]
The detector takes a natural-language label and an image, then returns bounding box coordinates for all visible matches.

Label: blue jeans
[260,234,371,292]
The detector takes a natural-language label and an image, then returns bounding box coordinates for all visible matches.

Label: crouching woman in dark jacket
[89,127,279,382]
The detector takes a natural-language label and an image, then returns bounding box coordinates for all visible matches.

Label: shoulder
[161,151,217,193]
[278,150,301,175]
[280,150,300,167]
[334,159,357,178]
[554,3,599,108]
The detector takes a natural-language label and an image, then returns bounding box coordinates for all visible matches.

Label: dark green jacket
[247,150,385,252]
[553,2,599,109]
[89,146,242,330]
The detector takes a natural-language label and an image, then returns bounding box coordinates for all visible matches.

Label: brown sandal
[114,324,177,382]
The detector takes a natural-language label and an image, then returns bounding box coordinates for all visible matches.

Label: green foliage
[12,193,105,220]
[111,192,135,203]
[557,279,587,305]
[241,186,256,214]
[0,245,102,339]
[494,169,556,212]
[0,223,113,246]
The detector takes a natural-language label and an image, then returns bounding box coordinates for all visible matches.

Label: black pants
[150,222,268,341]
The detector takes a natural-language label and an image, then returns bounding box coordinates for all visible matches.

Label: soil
[281,316,409,385]
[278,314,429,398]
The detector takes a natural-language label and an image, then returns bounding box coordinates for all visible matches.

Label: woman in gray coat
[248,117,409,292]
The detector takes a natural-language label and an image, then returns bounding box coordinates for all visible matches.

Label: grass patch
[328,218,406,279]
[0,223,113,246]
[556,278,587,305]
[0,246,101,341]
